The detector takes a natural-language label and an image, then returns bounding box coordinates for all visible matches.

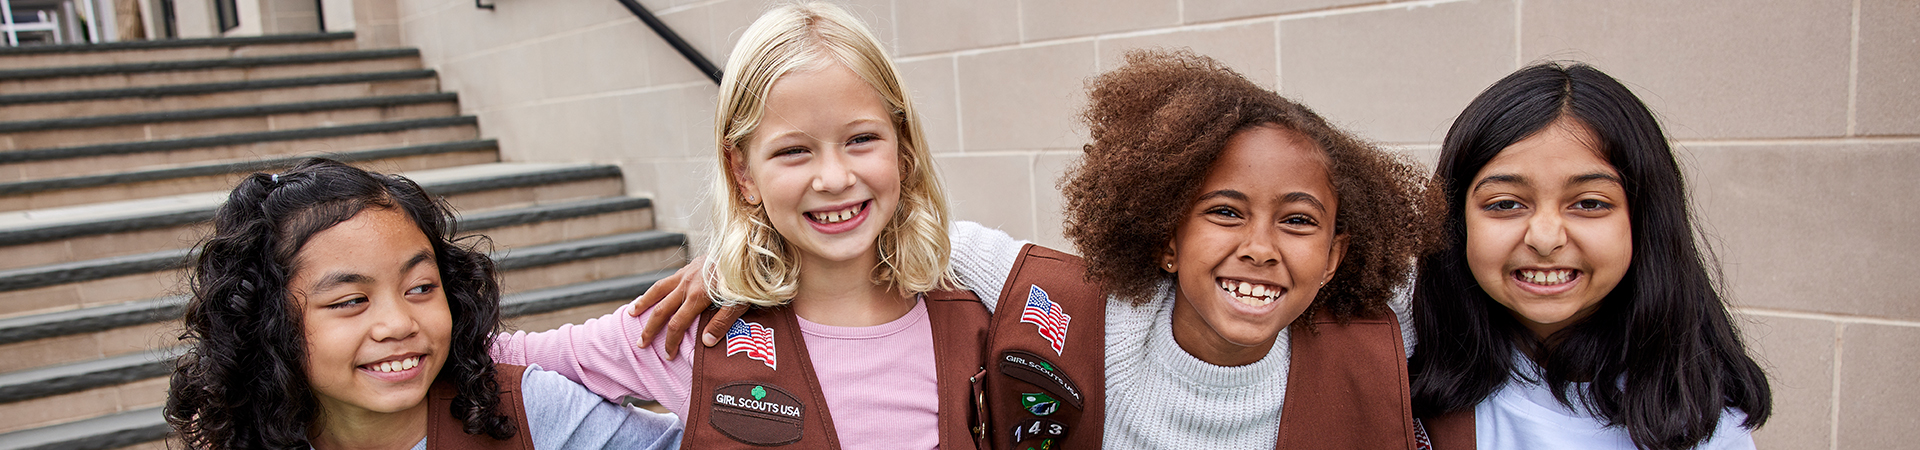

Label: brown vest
[1276,311,1419,449]
[683,291,990,449]
[984,244,1419,450]
[426,363,537,450]
[1417,410,1476,449]
[983,245,1106,450]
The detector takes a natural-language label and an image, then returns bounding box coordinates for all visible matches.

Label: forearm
[948,221,1029,314]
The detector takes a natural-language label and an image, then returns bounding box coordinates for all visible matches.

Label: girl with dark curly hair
[165,158,682,450]
[1409,63,1770,450]
[940,48,1445,448]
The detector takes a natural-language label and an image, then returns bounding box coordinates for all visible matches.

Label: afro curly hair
[1060,49,1444,324]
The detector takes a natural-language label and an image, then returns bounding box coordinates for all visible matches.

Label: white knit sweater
[950,221,1415,449]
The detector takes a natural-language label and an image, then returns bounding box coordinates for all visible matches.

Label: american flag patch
[1020,285,1071,355]
[725,319,777,370]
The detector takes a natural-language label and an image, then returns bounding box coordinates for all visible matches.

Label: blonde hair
[707,1,952,307]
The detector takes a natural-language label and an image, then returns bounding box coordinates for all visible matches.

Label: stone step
[0,192,651,325]
[0,407,167,450]
[0,92,460,151]
[0,348,173,434]
[0,32,357,70]
[0,269,677,441]
[0,139,500,211]
[0,161,623,274]
[0,115,480,185]
[0,48,423,94]
[0,70,440,121]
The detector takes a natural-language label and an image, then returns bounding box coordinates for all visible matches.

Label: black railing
[616,0,722,84]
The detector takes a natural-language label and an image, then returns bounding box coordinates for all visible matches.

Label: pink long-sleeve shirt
[490,300,942,450]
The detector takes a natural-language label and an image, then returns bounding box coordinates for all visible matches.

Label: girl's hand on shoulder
[630,256,747,359]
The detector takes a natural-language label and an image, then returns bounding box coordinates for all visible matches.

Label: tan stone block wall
[393,1,1918,446]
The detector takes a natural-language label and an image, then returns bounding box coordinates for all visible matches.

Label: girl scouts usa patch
[710,381,805,445]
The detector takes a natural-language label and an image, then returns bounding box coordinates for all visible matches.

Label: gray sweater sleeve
[520,365,683,450]
[948,221,1030,314]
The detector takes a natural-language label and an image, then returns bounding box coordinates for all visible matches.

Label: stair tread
[0,115,478,164]
[0,139,499,196]
[0,48,419,80]
[0,69,437,106]
[0,32,353,56]
[0,347,177,403]
[0,92,459,133]
[0,407,167,450]
[0,296,182,345]
[0,161,614,243]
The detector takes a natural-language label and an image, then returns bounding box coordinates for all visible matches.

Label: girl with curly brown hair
[940,48,1444,449]
[636,48,1444,448]
[165,158,682,450]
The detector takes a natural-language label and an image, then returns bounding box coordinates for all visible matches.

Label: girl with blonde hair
[490,2,987,449]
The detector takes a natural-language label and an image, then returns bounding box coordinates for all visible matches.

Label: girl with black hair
[1409,63,1771,450]
[165,158,682,450]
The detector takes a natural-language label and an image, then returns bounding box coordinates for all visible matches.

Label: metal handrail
[614,0,720,84]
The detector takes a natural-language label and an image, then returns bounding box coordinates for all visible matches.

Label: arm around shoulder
[488,304,697,409]
[948,220,1030,313]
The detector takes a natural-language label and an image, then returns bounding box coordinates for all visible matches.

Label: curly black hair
[1061,49,1444,324]
[166,158,514,449]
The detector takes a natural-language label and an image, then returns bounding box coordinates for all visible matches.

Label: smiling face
[290,207,452,421]
[731,62,902,270]
[1164,125,1348,367]
[1464,118,1633,339]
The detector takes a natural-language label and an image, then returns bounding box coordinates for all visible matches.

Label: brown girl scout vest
[426,363,537,450]
[1415,410,1475,449]
[984,244,1420,450]
[683,291,991,449]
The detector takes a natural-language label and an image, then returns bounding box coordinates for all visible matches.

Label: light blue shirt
[1476,359,1754,450]
[381,364,683,450]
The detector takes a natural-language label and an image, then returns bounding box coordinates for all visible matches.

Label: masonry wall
[390,1,1920,447]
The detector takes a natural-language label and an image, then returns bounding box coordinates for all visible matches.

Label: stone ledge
[0,48,420,80]
[0,92,458,133]
[0,115,477,164]
[0,69,436,106]
[0,32,354,56]
[0,407,167,450]
[0,139,498,196]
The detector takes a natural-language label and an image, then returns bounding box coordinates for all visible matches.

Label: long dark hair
[1407,62,1771,449]
[166,158,513,449]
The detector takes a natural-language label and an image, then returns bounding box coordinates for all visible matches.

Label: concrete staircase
[0,33,687,450]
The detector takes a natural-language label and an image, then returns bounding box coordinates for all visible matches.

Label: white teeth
[1218,279,1281,307]
[1519,269,1574,285]
[809,203,865,224]
[369,356,419,373]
